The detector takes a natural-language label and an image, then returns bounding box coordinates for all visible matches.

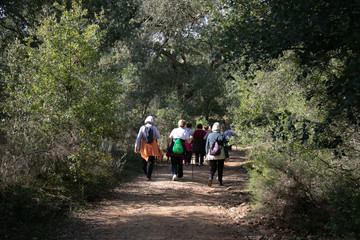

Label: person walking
[205,122,229,186]
[224,128,236,150]
[184,122,194,166]
[204,125,211,140]
[135,116,162,181]
[192,123,207,166]
[166,119,190,181]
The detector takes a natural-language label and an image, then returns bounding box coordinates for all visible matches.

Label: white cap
[212,122,221,132]
[144,116,154,124]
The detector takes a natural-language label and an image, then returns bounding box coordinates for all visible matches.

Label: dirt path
[57,148,266,240]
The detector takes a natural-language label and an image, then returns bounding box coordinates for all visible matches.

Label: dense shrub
[233,52,360,238]
[0,2,137,238]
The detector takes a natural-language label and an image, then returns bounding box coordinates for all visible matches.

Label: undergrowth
[0,150,142,240]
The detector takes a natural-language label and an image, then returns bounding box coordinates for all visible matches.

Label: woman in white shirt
[166,119,190,181]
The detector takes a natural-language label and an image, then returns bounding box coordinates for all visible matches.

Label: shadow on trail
[55,149,257,240]
[59,211,242,240]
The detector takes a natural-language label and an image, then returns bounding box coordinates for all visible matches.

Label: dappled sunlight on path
[57,148,264,240]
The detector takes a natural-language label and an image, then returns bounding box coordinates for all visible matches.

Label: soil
[55,148,291,240]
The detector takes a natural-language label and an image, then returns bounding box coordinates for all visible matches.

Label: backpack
[145,126,154,143]
[172,138,184,154]
[209,136,222,155]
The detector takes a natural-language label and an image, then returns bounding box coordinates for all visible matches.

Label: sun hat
[144,116,154,124]
[212,122,221,132]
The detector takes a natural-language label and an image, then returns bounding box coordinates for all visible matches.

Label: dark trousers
[209,160,225,183]
[195,151,205,165]
[143,156,155,178]
[171,156,183,178]
[185,151,192,164]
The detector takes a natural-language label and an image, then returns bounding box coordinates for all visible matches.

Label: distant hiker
[184,122,194,166]
[166,119,190,181]
[192,123,207,166]
[224,128,236,150]
[204,125,211,140]
[205,122,229,186]
[135,116,162,181]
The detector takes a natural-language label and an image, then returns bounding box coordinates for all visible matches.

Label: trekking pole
[155,156,158,175]
[191,155,193,179]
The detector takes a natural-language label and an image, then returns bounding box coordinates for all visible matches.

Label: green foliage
[66,148,115,201]
[196,116,209,128]
[0,186,68,240]
[1,0,126,219]
[215,1,360,236]
[328,185,360,238]
[101,0,234,156]
[6,1,360,239]
[116,0,229,121]
[219,0,360,124]
[81,0,139,46]
[247,141,335,227]
[0,0,54,54]
[154,106,184,151]
[0,8,166,240]
[232,51,360,237]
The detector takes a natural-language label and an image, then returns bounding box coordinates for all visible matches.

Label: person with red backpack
[135,116,162,181]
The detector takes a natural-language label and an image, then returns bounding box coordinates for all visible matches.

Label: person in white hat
[135,116,162,181]
[205,122,229,186]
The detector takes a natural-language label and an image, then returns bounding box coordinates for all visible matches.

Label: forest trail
[57,148,266,240]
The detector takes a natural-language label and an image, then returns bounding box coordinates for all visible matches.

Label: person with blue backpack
[205,122,229,186]
[135,116,162,181]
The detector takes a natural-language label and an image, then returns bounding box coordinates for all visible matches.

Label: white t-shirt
[169,127,190,140]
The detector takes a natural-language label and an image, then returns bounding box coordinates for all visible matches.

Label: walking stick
[155,141,162,176]
[155,156,158,175]
[192,155,194,179]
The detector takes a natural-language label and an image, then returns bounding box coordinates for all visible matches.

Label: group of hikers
[134,116,236,187]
